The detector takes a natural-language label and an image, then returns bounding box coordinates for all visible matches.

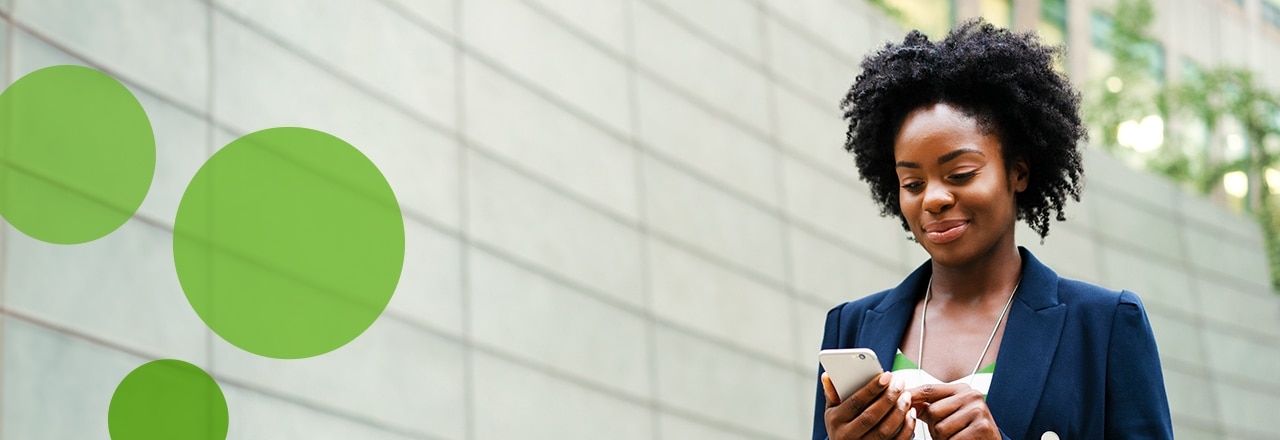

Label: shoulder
[820,288,899,348]
[1020,247,1144,309]
[826,288,896,322]
[1053,276,1151,326]
[1056,276,1144,305]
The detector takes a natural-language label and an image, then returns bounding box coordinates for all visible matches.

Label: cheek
[973,175,1018,214]
[897,193,923,226]
[897,192,915,213]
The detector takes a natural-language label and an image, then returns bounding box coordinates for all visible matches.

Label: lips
[923,219,969,244]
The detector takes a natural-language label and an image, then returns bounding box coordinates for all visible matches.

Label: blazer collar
[857,260,928,371]
[989,248,1067,437]
[859,248,1067,437]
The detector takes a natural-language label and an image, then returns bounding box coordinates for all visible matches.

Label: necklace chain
[917,276,1020,385]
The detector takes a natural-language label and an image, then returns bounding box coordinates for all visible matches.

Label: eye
[901,181,924,192]
[948,171,977,182]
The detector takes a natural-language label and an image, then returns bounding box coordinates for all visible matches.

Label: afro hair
[840,19,1086,239]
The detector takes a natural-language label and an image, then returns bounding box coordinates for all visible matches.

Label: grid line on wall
[619,0,668,435]
[2,307,451,439]
[0,7,13,436]
[3,0,1280,439]
[1167,183,1228,436]
[758,0,816,433]
[208,5,457,138]
[1143,300,1280,348]
[202,0,218,413]
[451,0,476,438]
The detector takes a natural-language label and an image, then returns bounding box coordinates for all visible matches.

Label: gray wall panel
[2,1,1279,439]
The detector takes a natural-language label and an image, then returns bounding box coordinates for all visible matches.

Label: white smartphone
[819,348,883,401]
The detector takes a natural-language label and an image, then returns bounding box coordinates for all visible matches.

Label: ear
[1009,158,1029,193]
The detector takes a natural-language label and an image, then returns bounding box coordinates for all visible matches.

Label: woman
[812,20,1173,439]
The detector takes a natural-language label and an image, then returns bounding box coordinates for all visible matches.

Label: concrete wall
[0,0,1276,439]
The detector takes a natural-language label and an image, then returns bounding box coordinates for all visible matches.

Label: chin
[917,240,977,268]
[923,248,961,266]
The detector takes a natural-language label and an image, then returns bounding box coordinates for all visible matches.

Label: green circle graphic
[174,127,404,359]
[0,65,155,244]
[108,359,228,440]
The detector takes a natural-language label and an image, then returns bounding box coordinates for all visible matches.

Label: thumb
[821,372,840,406]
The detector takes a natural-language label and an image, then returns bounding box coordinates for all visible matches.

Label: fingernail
[879,372,891,386]
[907,407,917,420]
[898,390,911,411]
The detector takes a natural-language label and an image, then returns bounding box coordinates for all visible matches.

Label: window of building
[1090,10,1112,48]
[1038,0,1068,47]
[1090,10,1164,83]
[1180,58,1201,82]
[1264,0,1280,30]
[1172,58,1209,156]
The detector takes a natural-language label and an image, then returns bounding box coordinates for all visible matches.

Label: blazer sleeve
[812,304,845,440]
[1104,291,1174,439]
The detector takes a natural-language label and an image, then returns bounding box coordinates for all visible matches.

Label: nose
[922,182,954,213]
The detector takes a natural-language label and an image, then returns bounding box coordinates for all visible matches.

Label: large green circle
[108,359,228,440]
[0,65,155,244]
[174,127,404,359]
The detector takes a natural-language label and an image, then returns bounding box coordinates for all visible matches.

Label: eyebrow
[895,148,986,168]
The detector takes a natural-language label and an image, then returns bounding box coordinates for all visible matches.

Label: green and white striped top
[892,350,996,439]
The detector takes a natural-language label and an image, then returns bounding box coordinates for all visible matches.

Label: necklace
[917,276,1020,385]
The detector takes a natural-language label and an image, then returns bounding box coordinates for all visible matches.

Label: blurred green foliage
[1090,0,1280,290]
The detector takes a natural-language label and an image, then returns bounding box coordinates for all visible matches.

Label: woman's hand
[822,371,916,439]
[908,383,1001,439]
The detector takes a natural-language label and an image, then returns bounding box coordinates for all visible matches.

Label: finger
[916,393,961,423]
[870,390,914,440]
[841,372,892,413]
[930,404,995,439]
[925,403,965,439]
[915,386,986,425]
[893,407,917,440]
[919,393,994,440]
[908,383,967,405]
[826,373,892,428]
[911,400,944,439]
[841,376,904,437]
[821,373,840,406]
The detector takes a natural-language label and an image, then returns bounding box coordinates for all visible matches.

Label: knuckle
[848,395,872,411]
[874,421,898,440]
[970,415,992,430]
[919,385,936,397]
[825,407,843,425]
[852,413,878,431]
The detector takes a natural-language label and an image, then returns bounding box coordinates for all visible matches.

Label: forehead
[893,103,1002,160]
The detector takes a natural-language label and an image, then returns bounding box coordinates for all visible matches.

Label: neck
[928,244,1023,304]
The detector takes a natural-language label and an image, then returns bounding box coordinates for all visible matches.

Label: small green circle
[174,127,404,359]
[108,359,228,440]
[0,65,155,244]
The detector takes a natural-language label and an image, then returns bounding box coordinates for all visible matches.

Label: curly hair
[840,19,1086,239]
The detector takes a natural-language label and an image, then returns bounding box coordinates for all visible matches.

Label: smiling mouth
[924,221,968,244]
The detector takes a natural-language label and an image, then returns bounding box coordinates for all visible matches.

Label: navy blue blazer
[812,249,1173,439]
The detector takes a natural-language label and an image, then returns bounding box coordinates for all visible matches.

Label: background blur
[1,0,1278,439]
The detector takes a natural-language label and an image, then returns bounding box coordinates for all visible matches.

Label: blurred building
[0,0,1277,439]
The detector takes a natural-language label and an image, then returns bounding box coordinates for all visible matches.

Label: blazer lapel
[858,262,930,371]
[986,249,1067,437]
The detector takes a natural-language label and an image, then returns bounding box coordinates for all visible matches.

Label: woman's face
[893,103,1028,268]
